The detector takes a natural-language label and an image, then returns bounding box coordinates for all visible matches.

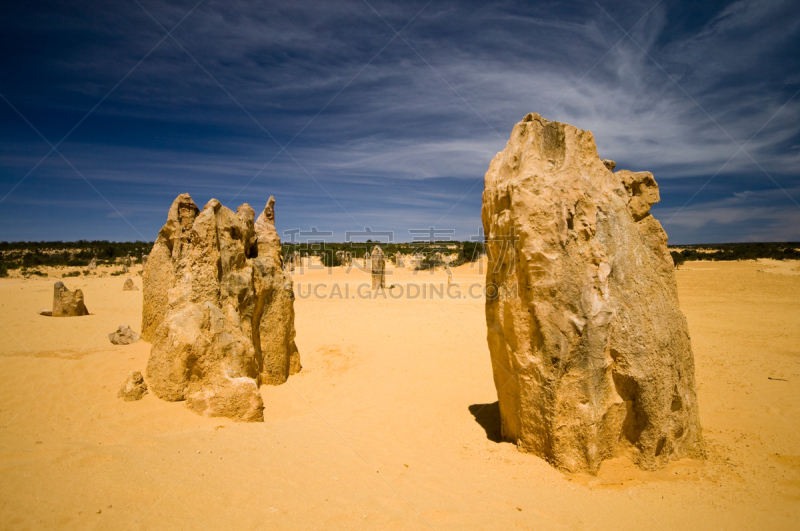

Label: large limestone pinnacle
[142,194,301,421]
[481,113,704,474]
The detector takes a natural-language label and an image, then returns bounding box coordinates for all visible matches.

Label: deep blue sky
[1,0,798,244]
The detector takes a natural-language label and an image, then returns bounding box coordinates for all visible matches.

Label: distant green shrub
[670,251,686,268]
[415,254,445,271]
[668,243,800,264]
[320,250,342,268]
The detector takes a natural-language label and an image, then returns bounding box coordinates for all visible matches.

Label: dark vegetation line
[1,240,798,276]
[0,240,151,277]
[0,239,487,276]
[668,242,800,267]
[283,240,486,268]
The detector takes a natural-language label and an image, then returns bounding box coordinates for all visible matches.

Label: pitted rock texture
[481,113,703,474]
[142,194,301,421]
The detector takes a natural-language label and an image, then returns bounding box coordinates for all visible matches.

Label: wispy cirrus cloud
[0,0,798,242]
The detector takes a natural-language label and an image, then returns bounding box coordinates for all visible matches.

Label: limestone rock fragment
[88,258,97,270]
[122,278,138,291]
[602,159,616,171]
[371,246,385,289]
[142,254,148,268]
[617,169,660,222]
[142,193,300,421]
[481,113,703,474]
[118,371,148,401]
[109,325,140,345]
[52,281,89,317]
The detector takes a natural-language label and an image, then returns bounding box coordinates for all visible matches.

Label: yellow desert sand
[0,258,799,529]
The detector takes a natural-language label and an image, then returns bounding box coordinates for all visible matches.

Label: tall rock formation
[481,113,703,474]
[141,193,198,342]
[253,197,302,384]
[371,246,385,289]
[142,194,300,421]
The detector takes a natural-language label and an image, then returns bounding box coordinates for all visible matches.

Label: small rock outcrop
[142,254,149,268]
[118,371,148,401]
[481,113,703,474]
[395,252,404,268]
[52,281,89,317]
[142,194,301,422]
[109,325,140,345]
[444,264,454,286]
[371,246,385,289]
[122,278,138,291]
[88,258,97,270]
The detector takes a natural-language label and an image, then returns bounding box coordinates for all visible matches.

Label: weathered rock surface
[122,278,139,291]
[109,325,140,345]
[141,193,198,342]
[118,371,148,401]
[88,258,97,270]
[481,113,703,474]
[253,198,302,385]
[371,246,385,290]
[142,194,301,421]
[52,282,89,317]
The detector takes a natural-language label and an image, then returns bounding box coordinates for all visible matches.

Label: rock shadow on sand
[469,402,502,443]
